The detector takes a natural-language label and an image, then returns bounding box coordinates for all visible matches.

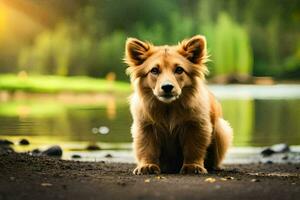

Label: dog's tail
[205,118,233,170]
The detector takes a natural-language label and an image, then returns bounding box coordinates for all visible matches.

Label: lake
[1,84,300,163]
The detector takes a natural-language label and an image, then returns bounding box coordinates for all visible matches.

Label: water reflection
[221,99,300,146]
[0,86,300,148]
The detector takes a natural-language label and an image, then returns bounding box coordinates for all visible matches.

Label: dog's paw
[180,164,208,174]
[133,164,161,175]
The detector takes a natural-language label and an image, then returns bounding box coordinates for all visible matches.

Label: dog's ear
[125,38,153,66]
[178,35,207,65]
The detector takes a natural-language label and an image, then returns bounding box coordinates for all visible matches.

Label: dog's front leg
[180,121,212,174]
[132,124,161,175]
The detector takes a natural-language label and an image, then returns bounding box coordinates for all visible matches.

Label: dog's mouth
[157,94,179,103]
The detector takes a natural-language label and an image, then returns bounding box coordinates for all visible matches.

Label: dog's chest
[152,106,192,129]
[159,134,183,173]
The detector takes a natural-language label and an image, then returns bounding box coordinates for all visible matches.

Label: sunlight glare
[0,3,7,38]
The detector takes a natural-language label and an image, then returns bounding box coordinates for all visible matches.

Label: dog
[124,35,233,174]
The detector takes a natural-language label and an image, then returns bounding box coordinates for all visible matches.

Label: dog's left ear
[178,35,207,65]
[124,38,153,66]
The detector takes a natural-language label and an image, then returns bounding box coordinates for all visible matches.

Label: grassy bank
[0,74,131,93]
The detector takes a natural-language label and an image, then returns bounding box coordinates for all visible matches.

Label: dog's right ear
[124,38,153,66]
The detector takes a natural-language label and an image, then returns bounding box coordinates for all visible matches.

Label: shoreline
[1,151,299,200]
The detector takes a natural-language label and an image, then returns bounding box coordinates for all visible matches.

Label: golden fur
[124,35,233,174]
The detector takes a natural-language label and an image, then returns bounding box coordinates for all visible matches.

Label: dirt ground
[0,151,299,200]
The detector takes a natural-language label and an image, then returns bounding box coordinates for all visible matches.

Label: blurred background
[0,0,299,163]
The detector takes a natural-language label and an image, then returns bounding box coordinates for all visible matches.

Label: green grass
[0,74,131,93]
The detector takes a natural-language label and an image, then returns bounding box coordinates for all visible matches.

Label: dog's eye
[175,66,184,74]
[150,67,160,75]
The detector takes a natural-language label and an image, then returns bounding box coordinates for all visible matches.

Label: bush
[207,13,253,76]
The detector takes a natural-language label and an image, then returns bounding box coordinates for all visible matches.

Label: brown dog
[124,35,233,174]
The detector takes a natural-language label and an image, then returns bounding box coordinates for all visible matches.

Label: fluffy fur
[124,35,233,174]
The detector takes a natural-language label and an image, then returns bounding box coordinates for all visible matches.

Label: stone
[0,139,13,146]
[261,143,290,157]
[105,154,113,158]
[42,145,63,157]
[19,139,30,145]
[71,154,81,159]
[86,144,101,151]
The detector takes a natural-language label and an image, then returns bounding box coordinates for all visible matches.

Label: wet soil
[0,152,299,200]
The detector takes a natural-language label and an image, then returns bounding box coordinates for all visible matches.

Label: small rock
[42,145,63,157]
[282,155,289,160]
[31,149,41,155]
[261,148,275,156]
[86,144,101,151]
[261,143,290,157]
[144,179,151,183]
[155,176,166,180]
[0,139,13,146]
[225,176,234,180]
[205,178,216,183]
[105,154,113,158]
[41,183,52,187]
[251,179,260,182]
[19,139,30,145]
[72,154,81,159]
[266,160,273,164]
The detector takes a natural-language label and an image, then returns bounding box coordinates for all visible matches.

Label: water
[0,85,300,163]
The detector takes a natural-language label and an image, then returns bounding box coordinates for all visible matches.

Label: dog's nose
[161,84,174,93]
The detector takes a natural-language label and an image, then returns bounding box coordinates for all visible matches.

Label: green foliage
[135,13,196,45]
[3,0,298,79]
[282,42,300,78]
[97,31,127,80]
[208,13,253,76]
[18,23,96,76]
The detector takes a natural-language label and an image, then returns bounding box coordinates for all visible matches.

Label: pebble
[144,179,151,183]
[261,143,290,157]
[251,179,260,182]
[0,139,13,146]
[205,178,216,183]
[261,149,275,156]
[105,154,113,158]
[86,144,101,151]
[41,183,52,187]
[266,160,273,164]
[31,149,41,155]
[42,145,63,157]
[72,154,81,159]
[282,155,289,160]
[19,139,30,145]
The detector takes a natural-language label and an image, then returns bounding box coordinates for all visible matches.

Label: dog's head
[124,35,208,103]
